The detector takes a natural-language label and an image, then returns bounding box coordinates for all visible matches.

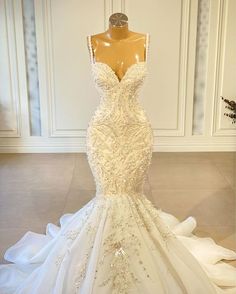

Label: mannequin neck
[106,24,129,40]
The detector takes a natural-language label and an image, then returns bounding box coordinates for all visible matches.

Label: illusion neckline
[91,61,147,84]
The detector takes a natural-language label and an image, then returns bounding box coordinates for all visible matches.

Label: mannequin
[87,12,148,82]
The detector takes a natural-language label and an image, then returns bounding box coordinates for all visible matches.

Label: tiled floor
[0,152,235,264]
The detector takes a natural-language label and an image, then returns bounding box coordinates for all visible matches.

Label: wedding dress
[0,33,236,294]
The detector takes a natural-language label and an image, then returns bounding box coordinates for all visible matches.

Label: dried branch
[221,96,236,124]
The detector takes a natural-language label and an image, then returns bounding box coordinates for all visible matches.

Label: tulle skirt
[0,193,236,294]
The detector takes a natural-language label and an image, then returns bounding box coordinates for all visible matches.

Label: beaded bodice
[86,33,154,197]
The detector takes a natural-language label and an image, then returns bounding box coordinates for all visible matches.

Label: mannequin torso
[87,13,148,82]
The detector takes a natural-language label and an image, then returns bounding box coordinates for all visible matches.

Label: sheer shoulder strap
[145,33,150,62]
[87,35,95,64]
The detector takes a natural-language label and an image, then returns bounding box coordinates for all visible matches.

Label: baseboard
[0,136,235,152]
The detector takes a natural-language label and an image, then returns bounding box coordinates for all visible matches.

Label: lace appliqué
[73,200,106,290]
[96,197,147,293]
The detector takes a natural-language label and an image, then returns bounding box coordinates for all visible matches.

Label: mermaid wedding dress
[0,33,236,294]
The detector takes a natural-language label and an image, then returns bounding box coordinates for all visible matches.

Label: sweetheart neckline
[91,61,147,83]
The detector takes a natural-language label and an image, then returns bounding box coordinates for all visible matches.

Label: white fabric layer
[0,194,236,294]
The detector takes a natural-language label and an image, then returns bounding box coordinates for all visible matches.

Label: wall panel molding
[153,0,193,137]
[123,0,197,137]
[0,0,29,138]
[210,0,236,136]
[35,0,109,138]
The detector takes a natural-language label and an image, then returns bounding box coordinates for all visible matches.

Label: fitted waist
[88,113,152,127]
[95,191,144,199]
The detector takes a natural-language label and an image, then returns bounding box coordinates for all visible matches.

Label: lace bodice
[86,33,151,126]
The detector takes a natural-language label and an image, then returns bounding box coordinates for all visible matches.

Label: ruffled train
[0,193,236,294]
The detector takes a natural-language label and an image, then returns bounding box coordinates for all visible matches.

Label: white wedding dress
[0,33,236,294]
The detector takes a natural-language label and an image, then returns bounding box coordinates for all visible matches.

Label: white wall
[0,0,235,152]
